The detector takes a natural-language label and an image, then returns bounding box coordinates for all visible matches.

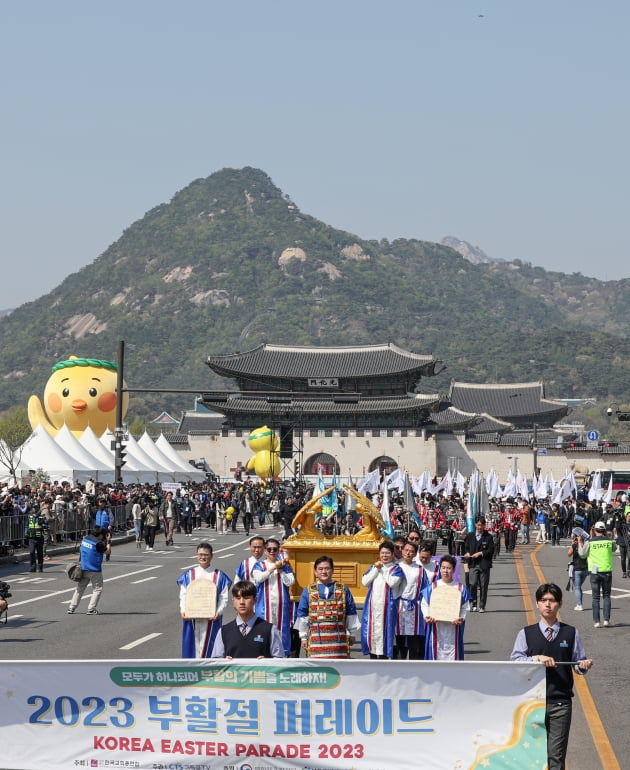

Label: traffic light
[294,459,300,477]
[114,439,127,469]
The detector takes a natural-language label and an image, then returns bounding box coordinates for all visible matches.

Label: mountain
[1,166,629,425]
[440,237,504,266]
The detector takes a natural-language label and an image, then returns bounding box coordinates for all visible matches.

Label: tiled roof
[465,428,569,447]
[164,433,190,445]
[449,381,568,423]
[178,413,225,434]
[202,393,439,416]
[426,404,514,433]
[207,343,442,380]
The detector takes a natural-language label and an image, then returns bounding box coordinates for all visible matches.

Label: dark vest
[221,616,274,658]
[524,623,576,702]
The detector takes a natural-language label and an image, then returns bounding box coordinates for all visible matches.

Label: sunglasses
[266,548,279,553]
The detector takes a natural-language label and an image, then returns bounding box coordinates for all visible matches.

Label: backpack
[65,561,83,582]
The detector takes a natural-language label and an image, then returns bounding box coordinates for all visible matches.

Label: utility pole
[114,340,127,483]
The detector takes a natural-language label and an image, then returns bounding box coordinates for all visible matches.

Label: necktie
[545,627,554,642]
[240,623,248,637]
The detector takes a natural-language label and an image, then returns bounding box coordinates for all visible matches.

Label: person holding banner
[361,541,406,659]
[178,542,232,658]
[510,583,592,770]
[421,554,472,660]
[211,581,285,659]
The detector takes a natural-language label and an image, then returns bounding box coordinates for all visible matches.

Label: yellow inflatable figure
[245,425,280,480]
[28,356,129,438]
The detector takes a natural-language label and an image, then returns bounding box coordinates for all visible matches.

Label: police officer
[26,504,48,572]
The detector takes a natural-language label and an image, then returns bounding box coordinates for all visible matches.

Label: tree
[0,406,32,485]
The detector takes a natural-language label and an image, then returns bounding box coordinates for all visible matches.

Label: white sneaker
[145,545,150,551]
[574,605,583,611]
[603,620,610,627]
[594,622,601,628]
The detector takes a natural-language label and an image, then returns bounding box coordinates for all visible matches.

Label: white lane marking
[131,577,158,584]
[5,614,24,620]
[8,565,164,608]
[218,554,235,559]
[120,633,162,650]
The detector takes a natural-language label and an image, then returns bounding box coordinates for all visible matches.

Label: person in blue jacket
[67,526,110,615]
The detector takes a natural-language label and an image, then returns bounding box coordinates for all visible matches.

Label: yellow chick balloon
[245,425,280,480]
[28,356,129,438]
[251,450,281,480]
[247,425,279,454]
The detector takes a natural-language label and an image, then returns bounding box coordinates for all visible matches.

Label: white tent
[55,424,113,482]
[99,429,161,484]
[124,432,177,480]
[19,424,94,483]
[138,432,204,481]
[154,433,206,479]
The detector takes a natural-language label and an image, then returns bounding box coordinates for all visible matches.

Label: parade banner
[0,659,547,770]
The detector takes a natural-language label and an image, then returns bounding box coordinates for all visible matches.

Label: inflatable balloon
[28,355,129,438]
[247,425,279,453]
[246,425,280,480]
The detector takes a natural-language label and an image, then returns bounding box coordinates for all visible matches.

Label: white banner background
[0,659,547,770]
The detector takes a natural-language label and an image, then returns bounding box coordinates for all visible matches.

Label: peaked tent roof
[207,342,442,380]
[55,424,113,480]
[20,424,94,482]
[99,429,161,484]
[154,433,205,477]
[137,432,204,480]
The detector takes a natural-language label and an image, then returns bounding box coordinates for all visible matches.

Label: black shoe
[38,567,43,572]
[29,568,36,572]
[86,609,99,615]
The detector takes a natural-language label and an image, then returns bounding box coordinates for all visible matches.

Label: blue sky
[2,1,628,307]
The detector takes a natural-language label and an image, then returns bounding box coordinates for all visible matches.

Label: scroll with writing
[184,579,217,619]
[428,583,462,622]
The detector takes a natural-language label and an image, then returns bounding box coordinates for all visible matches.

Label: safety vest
[587,537,614,573]
[27,515,46,539]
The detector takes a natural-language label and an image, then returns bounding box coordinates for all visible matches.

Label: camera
[606,407,613,416]
[0,581,11,600]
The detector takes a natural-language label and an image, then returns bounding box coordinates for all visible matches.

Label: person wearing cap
[578,521,617,628]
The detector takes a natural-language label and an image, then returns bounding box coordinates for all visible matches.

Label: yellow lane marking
[518,544,621,770]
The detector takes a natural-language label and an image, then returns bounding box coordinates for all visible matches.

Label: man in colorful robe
[251,537,295,656]
[295,555,360,658]
[361,541,406,659]
[234,536,265,584]
[421,554,472,660]
[395,540,429,659]
[177,542,232,658]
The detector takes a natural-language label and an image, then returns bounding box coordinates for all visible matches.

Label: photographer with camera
[0,581,11,623]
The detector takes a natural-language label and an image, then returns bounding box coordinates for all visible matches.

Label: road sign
[586,430,599,442]
[537,448,547,455]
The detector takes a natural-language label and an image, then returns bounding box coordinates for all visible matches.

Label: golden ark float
[283,485,385,603]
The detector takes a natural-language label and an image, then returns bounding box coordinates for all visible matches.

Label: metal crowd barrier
[0,503,130,554]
